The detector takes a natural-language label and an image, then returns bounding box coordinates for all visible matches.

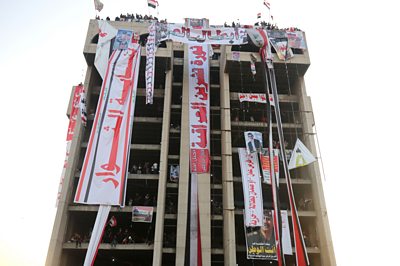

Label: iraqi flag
[257,13,261,19]
[148,0,158,8]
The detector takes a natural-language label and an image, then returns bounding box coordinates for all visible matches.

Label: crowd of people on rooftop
[95,13,302,32]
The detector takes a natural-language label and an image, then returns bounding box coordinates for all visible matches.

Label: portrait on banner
[245,210,277,260]
[244,131,263,154]
[113,29,133,50]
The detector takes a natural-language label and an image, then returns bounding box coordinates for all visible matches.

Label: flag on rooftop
[94,0,104,12]
[257,13,261,19]
[148,0,159,8]
[264,0,271,9]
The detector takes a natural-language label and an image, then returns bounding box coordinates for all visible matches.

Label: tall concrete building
[46,19,336,266]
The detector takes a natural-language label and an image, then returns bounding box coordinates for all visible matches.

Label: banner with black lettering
[146,22,157,104]
[74,35,141,206]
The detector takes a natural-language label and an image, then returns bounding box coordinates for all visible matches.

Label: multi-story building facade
[46,19,336,266]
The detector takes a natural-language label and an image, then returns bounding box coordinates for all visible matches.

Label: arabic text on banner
[238,148,263,227]
[75,37,141,206]
[188,44,210,173]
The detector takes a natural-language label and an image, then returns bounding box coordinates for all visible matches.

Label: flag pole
[267,61,310,266]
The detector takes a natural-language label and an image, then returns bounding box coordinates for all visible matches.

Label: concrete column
[175,44,191,266]
[46,67,93,266]
[219,46,237,266]
[296,77,336,266]
[153,42,174,266]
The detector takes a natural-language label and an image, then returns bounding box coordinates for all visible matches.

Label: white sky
[0,0,399,265]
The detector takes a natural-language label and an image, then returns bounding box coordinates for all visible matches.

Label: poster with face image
[244,210,277,260]
[244,131,263,154]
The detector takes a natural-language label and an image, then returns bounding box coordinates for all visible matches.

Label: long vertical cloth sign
[56,84,84,207]
[95,21,118,79]
[267,64,309,266]
[146,21,157,104]
[188,44,210,173]
[238,148,264,227]
[75,38,141,206]
[83,205,111,266]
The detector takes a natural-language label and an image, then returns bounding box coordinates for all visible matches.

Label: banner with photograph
[245,210,277,260]
[146,22,157,104]
[74,38,141,206]
[238,93,267,103]
[169,165,180,182]
[286,31,307,50]
[267,30,293,61]
[288,139,316,170]
[132,206,154,223]
[189,44,210,173]
[244,131,263,154]
[239,148,264,227]
[260,148,279,185]
[158,23,248,45]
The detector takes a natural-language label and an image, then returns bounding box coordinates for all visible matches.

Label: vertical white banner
[281,210,293,255]
[83,205,111,266]
[146,22,157,104]
[188,44,210,173]
[95,21,118,79]
[75,38,141,206]
[238,148,264,227]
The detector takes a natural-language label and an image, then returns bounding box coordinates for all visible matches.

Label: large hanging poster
[158,23,248,45]
[95,21,118,79]
[245,210,277,260]
[188,44,210,173]
[75,35,141,206]
[239,148,263,227]
[244,131,263,154]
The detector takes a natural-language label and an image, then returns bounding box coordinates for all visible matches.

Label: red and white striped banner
[75,37,141,206]
[188,44,210,173]
[238,148,264,227]
[56,84,84,206]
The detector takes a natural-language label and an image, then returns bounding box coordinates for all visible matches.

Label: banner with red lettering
[260,148,279,185]
[146,22,157,104]
[158,23,248,45]
[239,148,264,227]
[75,37,141,206]
[56,84,84,206]
[238,93,267,103]
[95,21,118,79]
[188,44,210,173]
